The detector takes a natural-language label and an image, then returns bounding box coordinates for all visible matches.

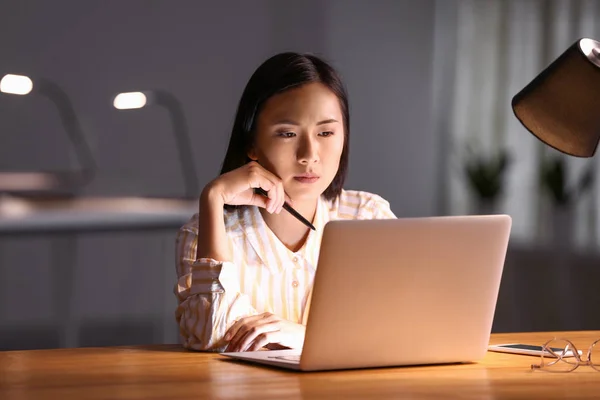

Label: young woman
[175,52,396,352]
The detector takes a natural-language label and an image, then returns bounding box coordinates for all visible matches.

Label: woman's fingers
[236,323,280,352]
[215,161,290,212]
[224,314,306,352]
[225,313,278,351]
[269,176,285,214]
[212,161,291,210]
[263,170,285,214]
[274,180,285,214]
[246,169,277,211]
[250,162,286,214]
[264,186,278,214]
[247,165,286,214]
[225,313,267,341]
[224,319,244,342]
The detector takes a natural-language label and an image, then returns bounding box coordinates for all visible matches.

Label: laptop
[222,214,512,371]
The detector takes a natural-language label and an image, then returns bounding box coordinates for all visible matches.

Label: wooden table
[1,331,599,399]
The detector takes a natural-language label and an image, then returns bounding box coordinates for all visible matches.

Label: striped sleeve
[366,194,396,219]
[337,190,397,220]
[174,227,258,352]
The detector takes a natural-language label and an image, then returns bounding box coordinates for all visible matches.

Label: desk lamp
[113,90,199,199]
[512,38,600,157]
[0,74,96,196]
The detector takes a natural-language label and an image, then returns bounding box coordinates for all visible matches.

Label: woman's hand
[224,312,306,352]
[204,161,291,214]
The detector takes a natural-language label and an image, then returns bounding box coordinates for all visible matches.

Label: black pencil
[255,188,316,230]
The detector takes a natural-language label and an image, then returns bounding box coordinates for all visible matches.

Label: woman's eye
[277,132,295,138]
[319,131,334,137]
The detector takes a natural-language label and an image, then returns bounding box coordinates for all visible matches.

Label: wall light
[0,74,33,95]
[113,92,147,110]
[113,89,199,198]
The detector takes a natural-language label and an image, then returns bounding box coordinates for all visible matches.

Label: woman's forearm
[196,185,232,261]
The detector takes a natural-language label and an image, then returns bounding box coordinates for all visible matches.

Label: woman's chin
[286,187,324,202]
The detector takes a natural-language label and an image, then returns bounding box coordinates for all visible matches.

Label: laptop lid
[299,215,512,371]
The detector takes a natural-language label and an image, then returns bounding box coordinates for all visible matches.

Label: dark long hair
[220,52,350,201]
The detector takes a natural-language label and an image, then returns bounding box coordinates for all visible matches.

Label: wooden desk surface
[1,331,599,400]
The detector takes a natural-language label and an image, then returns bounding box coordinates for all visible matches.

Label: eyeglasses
[531,338,600,372]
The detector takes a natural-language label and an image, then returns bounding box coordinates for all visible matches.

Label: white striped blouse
[174,189,396,351]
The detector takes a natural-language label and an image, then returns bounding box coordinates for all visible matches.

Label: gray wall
[327,1,437,215]
[0,0,438,349]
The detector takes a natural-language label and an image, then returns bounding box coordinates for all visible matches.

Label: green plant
[539,157,594,206]
[464,150,511,200]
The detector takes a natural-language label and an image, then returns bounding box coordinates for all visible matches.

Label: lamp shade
[512,38,600,157]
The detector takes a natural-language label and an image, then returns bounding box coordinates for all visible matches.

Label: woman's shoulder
[327,189,395,220]
[337,189,391,205]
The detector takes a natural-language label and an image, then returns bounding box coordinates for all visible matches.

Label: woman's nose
[297,136,319,164]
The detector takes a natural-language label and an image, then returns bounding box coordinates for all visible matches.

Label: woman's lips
[294,176,320,183]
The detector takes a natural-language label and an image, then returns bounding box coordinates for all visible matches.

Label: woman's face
[250,82,345,202]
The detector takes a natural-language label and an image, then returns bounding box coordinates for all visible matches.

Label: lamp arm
[36,79,96,184]
[153,90,200,199]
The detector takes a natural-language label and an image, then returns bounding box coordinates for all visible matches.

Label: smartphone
[488,343,581,357]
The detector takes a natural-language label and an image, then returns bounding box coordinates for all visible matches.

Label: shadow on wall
[77,319,159,347]
[0,319,167,350]
[0,325,61,350]
[493,244,600,333]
